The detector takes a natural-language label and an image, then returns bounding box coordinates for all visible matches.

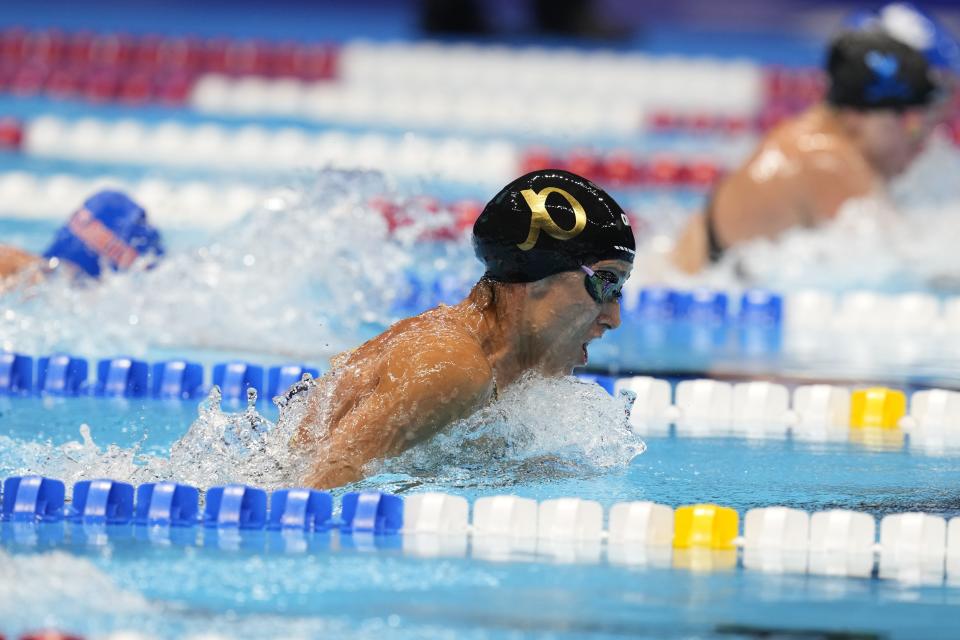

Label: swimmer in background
[293,169,635,488]
[0,190,164,289]
[672,4,957,273]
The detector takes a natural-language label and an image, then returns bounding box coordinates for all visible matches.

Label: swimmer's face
[860,102,946,177]
[524,259,632,376]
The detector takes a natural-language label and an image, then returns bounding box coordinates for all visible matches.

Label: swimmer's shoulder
[332,308,445,365]
[382,308,494,396]
[711,116,812,238]
[789,127,877,223]
[734,108,874,219]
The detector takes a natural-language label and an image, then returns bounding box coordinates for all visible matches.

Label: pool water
[4,6,960,638]
[4,396,960,518]
[3,394,960,639]
[5,171,960,638]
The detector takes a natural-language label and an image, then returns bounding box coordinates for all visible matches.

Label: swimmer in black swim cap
[473,169,636,282]
[826,29,943,113]
[673,10,957,274]
[469,168,635,371]
[293,169,635,489]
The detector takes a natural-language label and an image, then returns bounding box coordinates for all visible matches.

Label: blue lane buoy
[679,289,729,324]
[2,476,65,522]
[0,352,33,395]
[134,482,200,527]
[152,360,204,399]
[70,479,135,524]
[95,357,149,397]
[268,488,333,531]
[37,354,88,396]
[213,362,264,401]
[204,485,268,529]
[340,491,403,534]
[739,289,783,326]
[738,290,783,355]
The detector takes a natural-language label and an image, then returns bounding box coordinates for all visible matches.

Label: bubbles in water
[1,169,478,359]
[727,193,960,293]
[165,386,308,490]
[1,373,643,494]
[367,374,646,491]
[625,136,960,293]
[0,548,151,632]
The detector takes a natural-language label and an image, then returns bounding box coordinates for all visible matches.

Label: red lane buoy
[20,631,85,640]
[0,117,24,151]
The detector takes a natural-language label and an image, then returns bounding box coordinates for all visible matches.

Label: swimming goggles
[580,265,624,304]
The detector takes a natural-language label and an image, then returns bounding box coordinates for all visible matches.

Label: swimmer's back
[296,304,495,487]
[673,106,878,272]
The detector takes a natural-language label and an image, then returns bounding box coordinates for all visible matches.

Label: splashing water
[727,194,960,293]
[364,374,645,491]
[0,384,313,491]
[1,169,479,358]
[2,373,643,493]
[632,187,960,293]
[167,385,310,489]
[626,137,960,293]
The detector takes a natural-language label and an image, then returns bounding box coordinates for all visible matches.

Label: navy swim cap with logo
[473,169,635,283]
[43,190,165,278]
[827,29,941,110]
[845,2,960,73]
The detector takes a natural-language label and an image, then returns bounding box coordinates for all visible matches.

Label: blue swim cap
[43,190,164,278]
[845,3,960,73]
[827,30,940,110]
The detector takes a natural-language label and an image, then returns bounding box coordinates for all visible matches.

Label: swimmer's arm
[673,142,816,274]
[672,160,805,274]
[0,245,40,279]
[715,154,810,243]
[304,343,493,488]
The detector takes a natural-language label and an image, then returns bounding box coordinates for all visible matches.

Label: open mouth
[581,342,589,363]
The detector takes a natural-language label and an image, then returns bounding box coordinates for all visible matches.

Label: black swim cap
[472,169,635,283]
[827,30,940,110]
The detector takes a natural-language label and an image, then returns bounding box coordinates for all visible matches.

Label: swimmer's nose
[600,300,621,330]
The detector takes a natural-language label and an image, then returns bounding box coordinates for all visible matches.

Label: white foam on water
[369,374,646,489]
[1,169,478,359]
[628,138,960,292]
[0,426,161,489]
[0,387,307,491]
[1,374,643,493]
[0,548,151,626]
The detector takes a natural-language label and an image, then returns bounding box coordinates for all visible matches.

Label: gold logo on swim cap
[517,187,587,251]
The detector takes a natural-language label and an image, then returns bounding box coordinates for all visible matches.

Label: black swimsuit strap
[704,194,725,264]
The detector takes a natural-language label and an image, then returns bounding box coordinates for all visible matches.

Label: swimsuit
[704,194,726,264]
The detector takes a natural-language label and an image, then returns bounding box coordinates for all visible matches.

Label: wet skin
[295,259,632,489]
[0,245,40,278]
[0,245,44,293]
[672,102,947,273]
